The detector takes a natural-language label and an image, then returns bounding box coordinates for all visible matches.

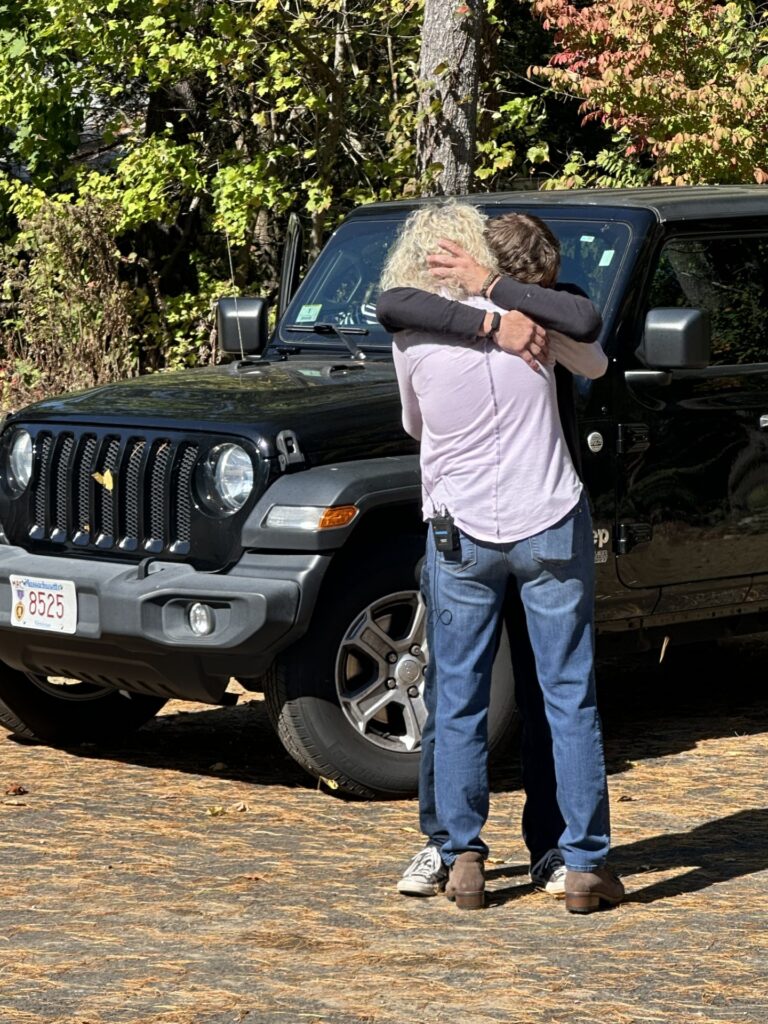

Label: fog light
[189,602,214,636]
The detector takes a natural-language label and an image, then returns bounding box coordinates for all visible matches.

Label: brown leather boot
[564,867,625,914]
[445,852,485,910]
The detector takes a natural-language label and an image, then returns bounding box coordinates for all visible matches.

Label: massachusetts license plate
[9,574,77,634]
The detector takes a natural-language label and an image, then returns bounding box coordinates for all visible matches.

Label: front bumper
[0,546,330,702]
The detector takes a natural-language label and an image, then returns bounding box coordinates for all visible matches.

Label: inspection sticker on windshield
[10,574,77,634]
[296,304,322,323]
[598,249,615,267]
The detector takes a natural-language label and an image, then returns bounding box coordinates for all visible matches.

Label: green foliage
[82,136,206,231]
[0,0,428,394]
[0,0,566,405]
[0,199,138,410]
[475,95,548,181]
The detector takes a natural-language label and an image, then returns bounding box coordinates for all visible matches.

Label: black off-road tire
[264,537,518,798]
[0,666,166,745]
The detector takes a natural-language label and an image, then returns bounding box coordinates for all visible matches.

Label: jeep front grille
[28,431,199,557]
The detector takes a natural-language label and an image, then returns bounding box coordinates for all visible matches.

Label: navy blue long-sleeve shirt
[376,279,602,343]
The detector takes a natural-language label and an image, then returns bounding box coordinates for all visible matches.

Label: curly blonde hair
[380,201,499,298]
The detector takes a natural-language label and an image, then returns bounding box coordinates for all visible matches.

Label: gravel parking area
[1,640,767,1024]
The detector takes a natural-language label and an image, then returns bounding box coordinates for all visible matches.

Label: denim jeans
[504,587,567,866]
[418,577,566,866]
[420,491,610,870]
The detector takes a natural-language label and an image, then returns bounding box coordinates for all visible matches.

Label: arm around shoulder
[376,287,485,339]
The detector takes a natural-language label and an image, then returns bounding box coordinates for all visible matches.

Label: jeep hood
[8,360,415,464]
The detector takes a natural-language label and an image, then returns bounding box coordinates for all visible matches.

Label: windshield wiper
[285,324,370,335]
[285,323,369,361]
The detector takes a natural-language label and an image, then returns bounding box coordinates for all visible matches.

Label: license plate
[9,574,77,634]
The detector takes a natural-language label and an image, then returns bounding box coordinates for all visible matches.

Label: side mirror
[216,297,269,357]
[637,308,711,370]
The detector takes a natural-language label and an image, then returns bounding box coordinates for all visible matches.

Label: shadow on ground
[598,637,768,773]
[617,807,768,903]
[483,806,768,907]
[7,694,313,790]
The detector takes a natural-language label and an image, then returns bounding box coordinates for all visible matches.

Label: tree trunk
[416,0,484,195]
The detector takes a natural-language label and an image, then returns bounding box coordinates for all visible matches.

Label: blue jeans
[420,492,610,870]
[418,578,566,866]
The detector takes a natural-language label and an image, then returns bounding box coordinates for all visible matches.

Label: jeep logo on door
[593,527,610,564]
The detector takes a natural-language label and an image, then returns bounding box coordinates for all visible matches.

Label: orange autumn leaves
[531,0,768,186]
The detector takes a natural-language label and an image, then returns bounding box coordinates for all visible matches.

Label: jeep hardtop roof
[354,185,768,224]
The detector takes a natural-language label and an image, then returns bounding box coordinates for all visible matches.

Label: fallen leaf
[208,762,227,772]
[206,805,226,816]
[5,784,28,796]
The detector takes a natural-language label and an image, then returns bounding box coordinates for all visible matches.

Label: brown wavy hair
[485,213,560,287]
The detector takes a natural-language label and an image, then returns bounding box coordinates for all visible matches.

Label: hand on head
[427,239,491,295]
[430,239,549,371]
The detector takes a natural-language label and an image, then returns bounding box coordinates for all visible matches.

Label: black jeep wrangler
[0,186,766,798]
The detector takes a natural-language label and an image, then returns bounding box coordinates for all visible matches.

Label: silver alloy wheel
[25,674,117,702]
[335,589,428,753]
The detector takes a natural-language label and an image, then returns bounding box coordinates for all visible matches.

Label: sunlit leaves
[532,0,768,186]
[0,0,608,384]
[0,0,426,374]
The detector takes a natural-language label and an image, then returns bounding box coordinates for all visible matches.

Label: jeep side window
[552,221,631,312]
[648,236,768,366]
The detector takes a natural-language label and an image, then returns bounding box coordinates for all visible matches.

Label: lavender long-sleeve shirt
[377,279,603,480]
[392,295,584,543]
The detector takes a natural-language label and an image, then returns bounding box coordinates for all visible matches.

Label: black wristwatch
[484,311,501,342]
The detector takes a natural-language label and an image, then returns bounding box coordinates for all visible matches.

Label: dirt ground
[1,640,767,1024]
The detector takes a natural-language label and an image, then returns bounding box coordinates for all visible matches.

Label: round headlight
[209,443,254,513]
[8,430,33,495]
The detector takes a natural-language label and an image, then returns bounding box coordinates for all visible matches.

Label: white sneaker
[530,848,567,896]
[397,845,448,897]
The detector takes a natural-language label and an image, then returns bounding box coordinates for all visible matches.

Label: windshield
[278,211,632,351]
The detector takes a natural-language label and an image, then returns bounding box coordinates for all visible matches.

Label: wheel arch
[240,455,423,553]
